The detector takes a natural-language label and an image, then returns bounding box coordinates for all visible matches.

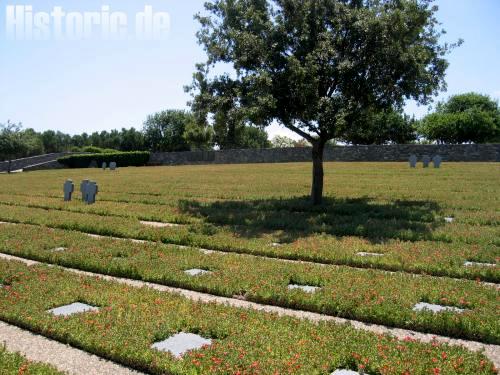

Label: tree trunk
[311,140,326,205]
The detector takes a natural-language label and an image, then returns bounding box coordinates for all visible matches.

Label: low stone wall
[0,152,73,172]
[150,144,500,166]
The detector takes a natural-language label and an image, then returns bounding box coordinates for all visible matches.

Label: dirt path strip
[0,321,145,375]
[0,221,498,288]
[1,252,499,368]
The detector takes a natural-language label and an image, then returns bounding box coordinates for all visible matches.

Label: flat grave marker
[51,247,67,252]
[151,332,212,358]
[331,370,360,375]
[48,302,99,317]
[184,269,212,276]
[288,284,320,293]
[413,302,465,314]
[464,261,496,267]
[140,221,180,228]
[445,217,454,223]
[356,252,384,257]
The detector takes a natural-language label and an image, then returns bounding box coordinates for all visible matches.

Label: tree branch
[284,122,315,143]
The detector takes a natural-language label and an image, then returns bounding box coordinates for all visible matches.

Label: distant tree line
[1,93,498,162]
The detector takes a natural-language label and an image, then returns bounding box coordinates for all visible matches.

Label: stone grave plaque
[445,217,454,223]
[288,284,319,293]
[63,179,74,202]
[356,252,384,257]
[331,371,360,375]
[464,261,496,267]
[102,162,107,170]
[409,155,417,168]
[110,162,117,170]
[413,302,464,314]
[48,302,99,317]
[51,247,67,252]
[151,332,212,358]
[184,269,212,276]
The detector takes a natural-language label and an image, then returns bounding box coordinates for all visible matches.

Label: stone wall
[150,144,500,166]
[0,152,73,172]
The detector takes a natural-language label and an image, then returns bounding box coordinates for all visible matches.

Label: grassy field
[0,162,498,373]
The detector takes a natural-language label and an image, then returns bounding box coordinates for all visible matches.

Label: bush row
[58,151,150,168]
[0,259,495,374]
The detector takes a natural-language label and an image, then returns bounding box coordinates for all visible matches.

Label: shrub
[58,151,150,168]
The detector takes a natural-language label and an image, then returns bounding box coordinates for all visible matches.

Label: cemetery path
[0,221,498,288]
[0,321,145,375]
[1,252,499,368]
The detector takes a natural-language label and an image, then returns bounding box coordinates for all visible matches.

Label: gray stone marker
[331,370,360,375]
[422,155,431,168]
[102,162,107,170]
[63,180,74,202]
[151,332,212,358]
[413,302,464,314]
[464,261,496,267]
[86,181,99,204]
[109,162,117,171]
[432,155,442,168]
[48,302,99,317]
[51,247,67,252]
[184,269,212,276]
[445,217,454,223]
[80,180,90,202]
[288,284,320,293]
[409,154,417,168]
[356,252,384,257]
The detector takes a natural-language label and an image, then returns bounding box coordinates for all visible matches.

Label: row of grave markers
[409,154,442,168]
[102,161,117,170]
[64,179,98,204]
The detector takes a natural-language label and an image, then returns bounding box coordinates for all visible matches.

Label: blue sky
[1,0,499,140]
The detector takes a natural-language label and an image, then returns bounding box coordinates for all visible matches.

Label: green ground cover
[0,346,61,375]
[0,202,497,282]
[0,259,496,374]
[1,223,498,344]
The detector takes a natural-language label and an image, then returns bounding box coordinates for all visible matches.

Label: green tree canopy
[189,0,455,204]
[143,110,193,152]
[419,93,500,144]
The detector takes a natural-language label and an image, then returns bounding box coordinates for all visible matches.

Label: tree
[120,127,146,151]
[339,109,417,145]
[272,135,296,148]
[143,110,192,152]
[419,93,500,144]
[189,0,456,204]
[0,121,28,170]
[183,120,214,150]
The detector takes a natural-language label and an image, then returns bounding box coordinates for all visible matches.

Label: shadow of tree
[178,196,443,244]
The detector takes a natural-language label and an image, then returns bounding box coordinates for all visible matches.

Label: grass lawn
[0,162,498,372]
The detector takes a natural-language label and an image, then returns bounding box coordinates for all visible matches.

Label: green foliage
[0,121,28,161]
[57,151,150,168]
[189,0,456,203]
[339,109,417,145]
[0,345,62,375]
[183,119,214,150]
[143,110,193,152]
[271,135,311,148]
[419,93,500,143]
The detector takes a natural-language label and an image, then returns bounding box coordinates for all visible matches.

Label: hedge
[58,151,150,168]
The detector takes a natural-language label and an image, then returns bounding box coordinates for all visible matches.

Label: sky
[1,0,499,141]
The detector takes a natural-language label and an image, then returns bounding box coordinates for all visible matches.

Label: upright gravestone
[86,181,99,204]
[80,180,90,202]
[102,162,107,170]
[433,155,442,168]
[89,160,98,168]
[422,155,431,168]
[63,180,74,202]
[109,162,117,171]
[409,155,417,168]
